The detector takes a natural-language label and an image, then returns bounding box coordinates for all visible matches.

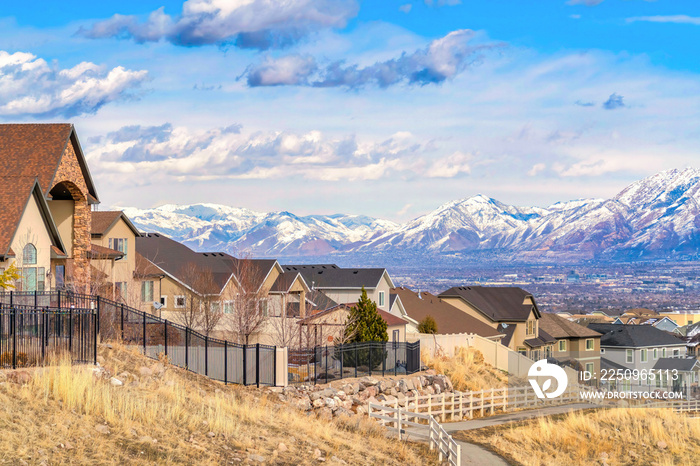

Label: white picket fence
[368,402,461,466]
[373,384,600,422]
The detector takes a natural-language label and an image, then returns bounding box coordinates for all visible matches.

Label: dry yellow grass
[423,347,509,391]
[457,407,700,466]
[0,344,433,465]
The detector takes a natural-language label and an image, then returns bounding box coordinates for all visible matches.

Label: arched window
[23,243,37,265]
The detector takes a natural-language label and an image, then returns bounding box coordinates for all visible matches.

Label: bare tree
[222,256,269,345]
[171,262,222,336]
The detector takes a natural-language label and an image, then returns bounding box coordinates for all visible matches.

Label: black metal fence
[0,304,96,368]
[289,341,421,385]
[0,291,277,387]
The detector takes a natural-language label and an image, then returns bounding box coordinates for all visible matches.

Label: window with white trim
[653,348,658,359]
[641,349,648,363]
[626,349,634,364]
[141,281,153,302]
[585,339,594,351]
[174,295,186,308]
[223,300,234,314]
[108,238,128,258]
[378,291,385,307]
[558,340,567,352]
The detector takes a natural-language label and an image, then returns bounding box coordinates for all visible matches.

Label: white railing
[654,399,700,413]
[373,384,601,422]
[368,402,461,466]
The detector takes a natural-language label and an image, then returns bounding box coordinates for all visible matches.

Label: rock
[425,369,436,376]
[333,408,353,418]
[600,452,609,460]
[248,454,265,463]
[360,376,379,387]
[109,377,123,387]
[139,366,153,377]
[331,456,347,465]
[139,436,156,444]
[364,386,378,398]
[336,390,346,401]
[314,448,323,458]
[309,391,325,402]
[324,398,337,409]
[268,387,283,394]
[278,442,288,453]
[657,441,667,450]
[388,388,398,397]
[433,384,442,395]
[317,408,333,421]
[95,424,110,435]
[207,432,216,438]
[313,398,325,409]
[283,386,297,395]
[151,363,165,376]
[7,371,31,385]
[296,396,312,411]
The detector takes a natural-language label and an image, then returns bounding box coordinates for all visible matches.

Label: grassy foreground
[457,407,700,466]
[423,347,509,391]
[0,344,432,465]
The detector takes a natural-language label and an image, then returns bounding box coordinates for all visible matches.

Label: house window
[141,281,154,302]
[585,363,594,374]
[108,238,128,258]
[517,347,527,356]
[174,295,186,308]
[21,267,45,292]
[662,348,667,358]
[641,349,648,363]
[23,244,37,265]
[527,320,536,336]
[160,296,167,307]
[392,329,399,342]
[626,349,634,364]
[259,298,269,317]
[585,339,594,351]
[210,301,221,313]
[55,265,65,288]
[223,301,234,314]
[673,349,680,357]
[558,340,567,352]
[653,348,658,360]
[600,348,606,354]
[378,291,385,307]
[115,282,127,301]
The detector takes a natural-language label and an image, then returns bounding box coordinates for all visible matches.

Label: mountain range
[121,168,700,263]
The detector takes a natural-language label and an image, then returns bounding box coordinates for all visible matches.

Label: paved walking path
[402,403,599,465]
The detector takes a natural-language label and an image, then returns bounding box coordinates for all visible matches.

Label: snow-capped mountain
[121,168,700,262]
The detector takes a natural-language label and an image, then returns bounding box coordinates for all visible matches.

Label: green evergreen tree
[345,287,388,343]
[417,315,438,334]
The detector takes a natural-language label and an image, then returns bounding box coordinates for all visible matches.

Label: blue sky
[1,0,699,221]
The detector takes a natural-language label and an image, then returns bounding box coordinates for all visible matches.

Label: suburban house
[611,315,679,333]
[588,323,689,393]
[135,233,311,344]
[90,211,142,301]
[298,303,408,347]
[538,313,602,377]
[390,287,503,341]
[0,123,101,292]
[280,264,394,311]
[437,286,555,359]
[659,310,700,327]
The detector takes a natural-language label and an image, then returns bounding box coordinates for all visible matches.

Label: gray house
[588,323,688,393]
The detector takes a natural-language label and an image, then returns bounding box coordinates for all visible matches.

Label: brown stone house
[0,124,100,291]
[538,313,602,376]
[438,286,555,359]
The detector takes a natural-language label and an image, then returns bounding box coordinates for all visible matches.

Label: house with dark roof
[281,264,395,311]
[0,124,103,291]
[390,287,503,341]
[539,313,602,377]
[438,286,553,359]
[588,323,689,393]
[611,315,679,333]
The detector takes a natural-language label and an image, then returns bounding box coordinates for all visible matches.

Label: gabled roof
[134,252,166,278]
[0,124,99,203]
[0,177,66,259]
[269,271,311,294]
[391,287,501,339]
[281,264,394,289]
[588,323,686,348]
[539,313,602,339]
[136,233,281,295]
[88,244,124,259]
[91,211,141,237]
[438,286,540,323]
[601,357,628,371]
[498,324,516,347]
[525,329,557,348]
[298,303,407,328]
[653,358,700,372]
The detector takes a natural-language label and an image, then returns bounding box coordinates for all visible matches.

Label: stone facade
[52,140,92,290]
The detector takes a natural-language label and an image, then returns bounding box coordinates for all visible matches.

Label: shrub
[417,315,438,334]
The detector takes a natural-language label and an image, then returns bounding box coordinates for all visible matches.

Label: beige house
[0,124,103,292]
[538,313,602,377]
[438,286,555,359]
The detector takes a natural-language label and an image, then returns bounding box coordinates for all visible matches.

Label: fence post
[96,296,100,341]
[120,304,124,340]
[34,290,37,307]
[256,343,260,388]
[395,341,398,376]
[185,328,189,369]
[273,345,277,387]
[69,306,73,355]
[143,312,147,355]
[224,340,228,385]
[205,335,209,377]
[397,407,402,441]
[9,290,13,307]
[325,346,329,384]
[12,307,16,369]
[164,320,168,358]
[41,309,46,361]
[355,345,358,378]
[369,343,372,377]
[93,312,98,364]
[243,344,247,386]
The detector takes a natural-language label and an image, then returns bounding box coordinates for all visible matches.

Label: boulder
[317,408,333,421]
[312,398,325,409]
[360,376,379,387]
[110,377,124,387]
[138,366,153,377]
[7,371,31,385]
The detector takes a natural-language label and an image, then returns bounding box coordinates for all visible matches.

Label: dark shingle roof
[498,324,516,347]
[601,357,628,371]
[282,264,392,289]
[91,211,141,237]
[539,313,602,339]
[653,358,700,372]
[588,323,686,348]
[0,123,98,202]
[438,286,539,322]
[391,287,501,339]
[88,244,124,259]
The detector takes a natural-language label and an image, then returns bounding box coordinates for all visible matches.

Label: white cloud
[627,15,700,26]
[245,55,317,86]
[425,151,471,178]
[528,163,546,176]
[80,0,359,50]
[399,4,412,14]
[0,51,148,117]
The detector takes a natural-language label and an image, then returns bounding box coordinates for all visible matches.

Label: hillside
[0,344,431,465]
[123,168,700,262]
